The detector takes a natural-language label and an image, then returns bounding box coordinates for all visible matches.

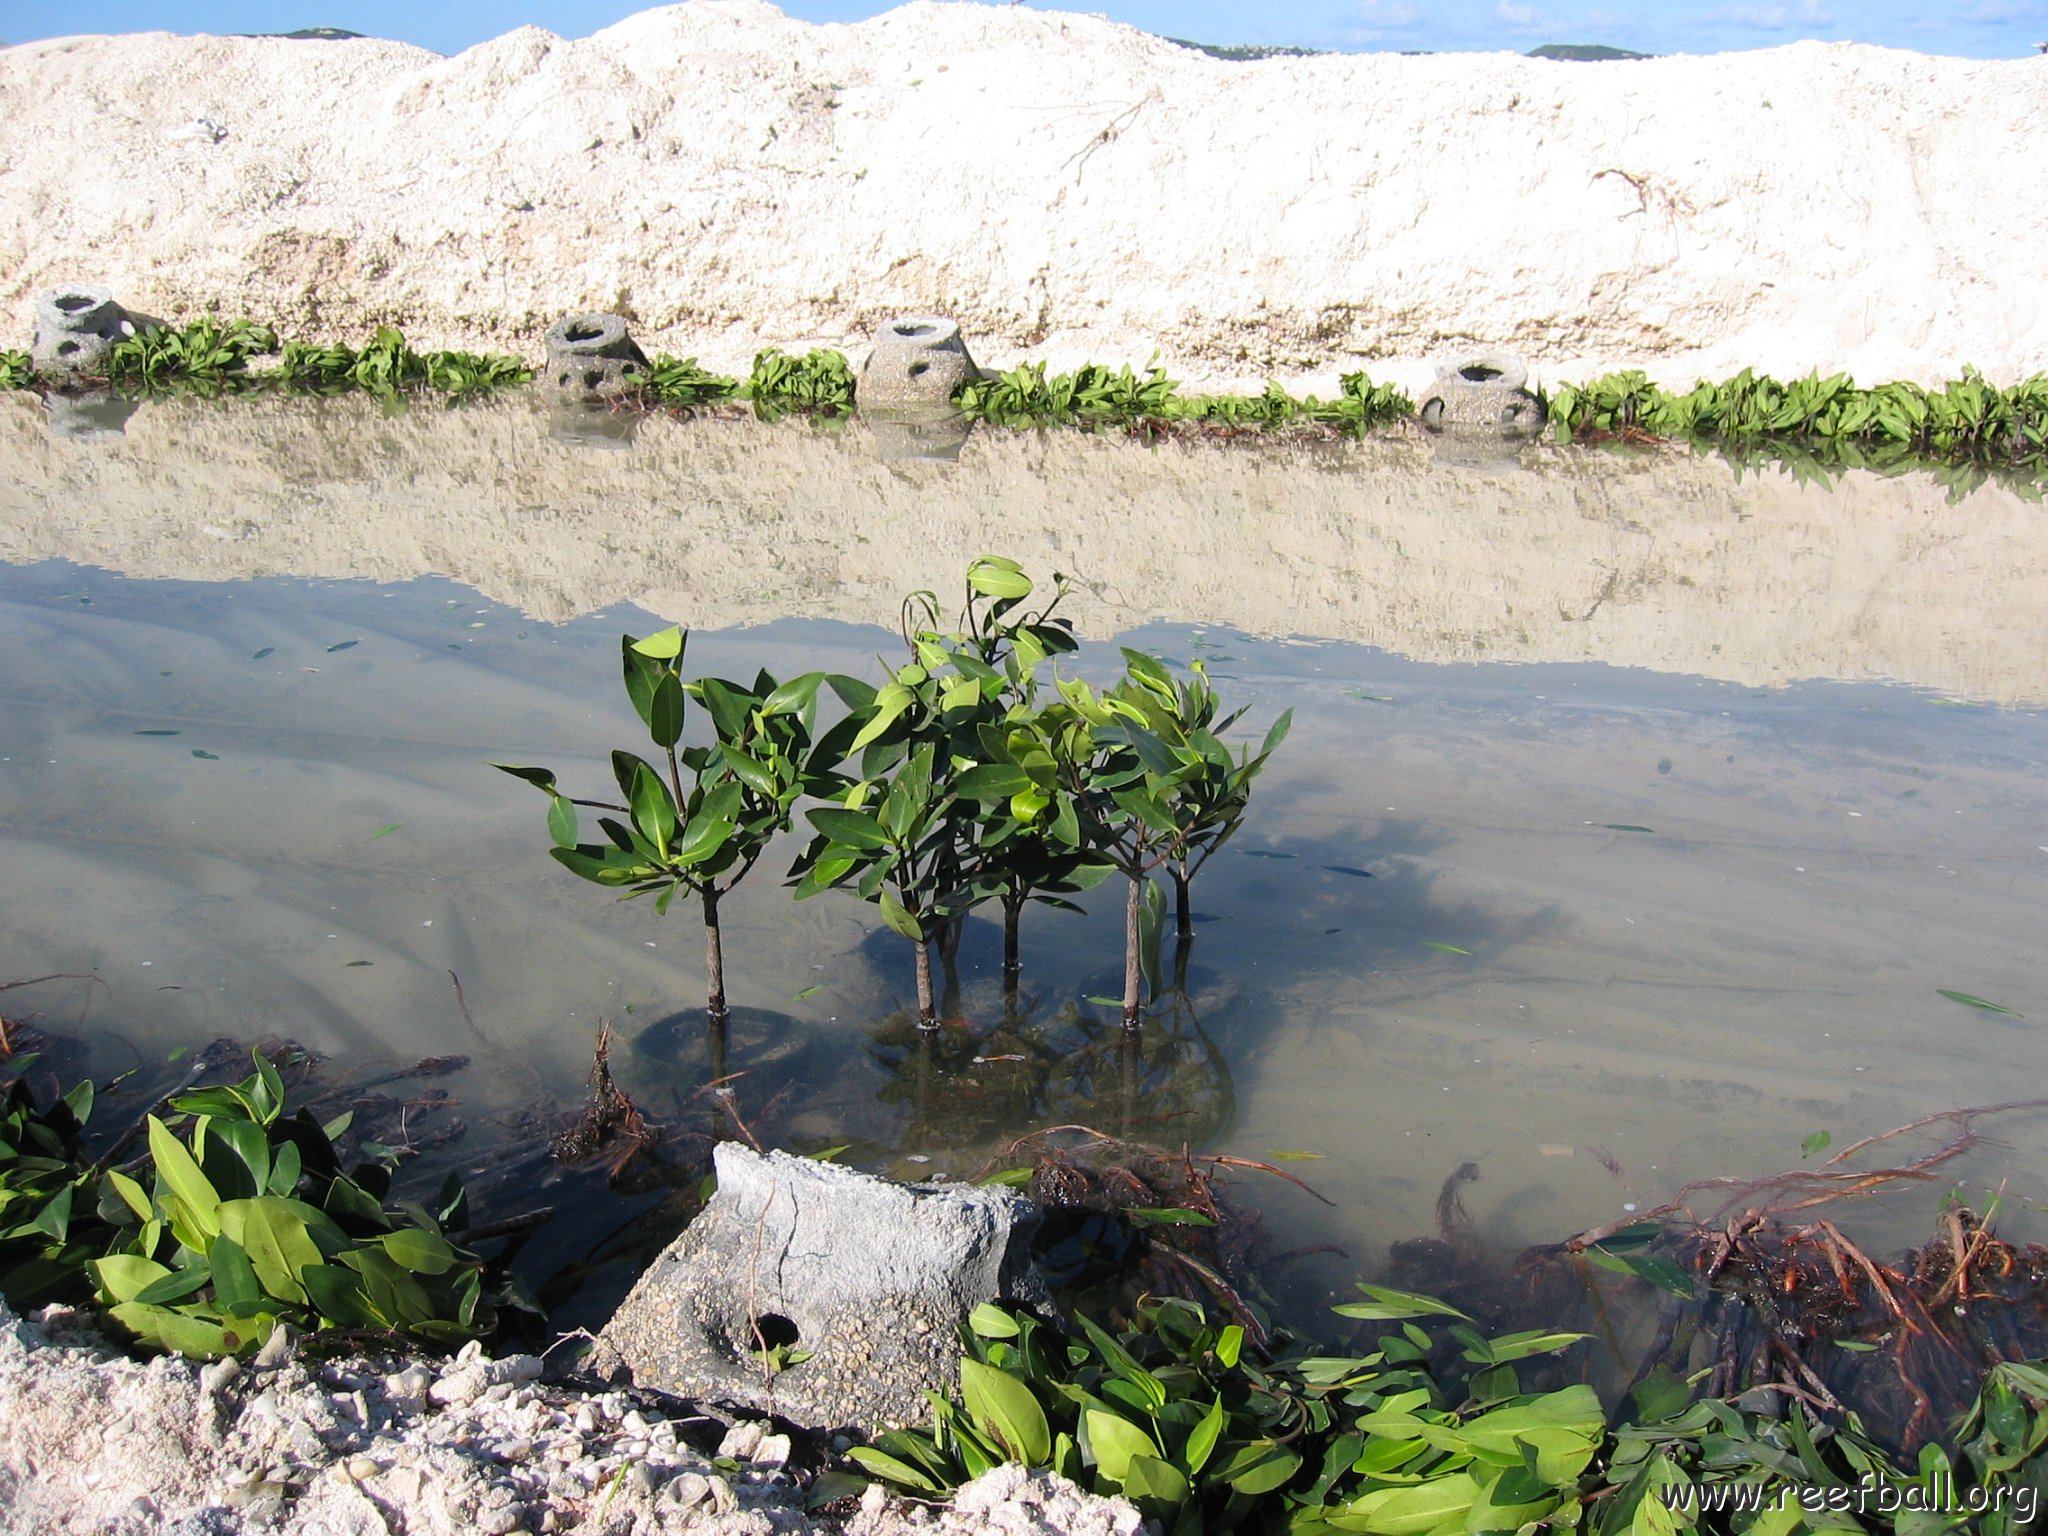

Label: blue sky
[6,0,2046,60]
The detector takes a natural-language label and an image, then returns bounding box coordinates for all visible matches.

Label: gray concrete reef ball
[858,316,980,408]
[593,1143,1046,1431]
[1417,351,1546,439]
[30,285,144,375]
[543,312,650,400]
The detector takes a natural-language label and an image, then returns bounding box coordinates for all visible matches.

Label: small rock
[253,1323,295,1370]
[198,1358,240,1397]
[496,1436,535,1464]
[718,1420,765,1460]
[346,1455,379,1481]
[431,1366,488,1408]
[752,1433,792,1468]
[477,1505,526,1536]
[663,1472,711,1509]
[573,1403,598,1435]
[487,1353,545,1387]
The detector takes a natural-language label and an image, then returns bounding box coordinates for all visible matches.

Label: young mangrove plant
[845,1279,2048,1536]
[640,353,743,407]
[1551,365,2048,470]
[1,349,36,391]
[746,346,856,417]
[497,627,858,1048]
[0,1047,511,1357]
[792,558,1086,1025]
[109,318,279,386]
[1115,651,1292,941]
[1029,653,1286,1032]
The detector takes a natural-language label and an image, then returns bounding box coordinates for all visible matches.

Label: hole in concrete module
[565,321,604,343]
[753,1313,801,1351]
[895,322,934,338]
[582,368,604,389]
[908,360,931,377]
[1461,364,1503,382]
[56,293,94,314]
[57,341,80,357]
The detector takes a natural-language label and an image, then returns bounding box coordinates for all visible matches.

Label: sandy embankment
[2,2,2046,395]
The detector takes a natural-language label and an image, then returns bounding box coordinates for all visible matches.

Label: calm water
[3,393,2045,1322]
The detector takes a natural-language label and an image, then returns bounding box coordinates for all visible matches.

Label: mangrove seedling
[497,627,858,1045]
[1113,650,1291,940]
[792,557,1082,1026]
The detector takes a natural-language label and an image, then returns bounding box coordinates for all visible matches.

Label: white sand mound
[1,2,2045,394]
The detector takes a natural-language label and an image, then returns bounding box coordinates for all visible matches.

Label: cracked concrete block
[593,1144,1044,1431]
[542,312,648,399]
[1417,350,1545,438]
[857,316,977,408]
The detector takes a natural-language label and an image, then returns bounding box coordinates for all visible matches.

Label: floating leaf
[345,961,373,968]
[326,640,359,653]
[1240,849,1296,860]
[1124,1207,1217,1228]
[1424,941,1472,956]
[1322,865,1375,879]
[191,749,220,760]
[133,729,181,736]
[1937,988,2022,1016]
[1084,995,1124,1008]
[1269,1150,1325,1162]
[1802,1130,1832,1158]
[793,984,824,1001]
[252,647,275,660]
[1602,824,1656,834]
[367,824,401,841]
[1342,691,1396,702]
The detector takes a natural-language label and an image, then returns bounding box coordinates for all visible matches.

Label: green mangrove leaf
[969,1304,1021,1339]
[1084,1409,1162,1486]
[961,1358,1051,1464]
[91,1254,172,1305]
[877,888,924,942]
[1937,988,2022,1016]
[1333,1283,1473,1323]
[146,1116,220,1239]
[110,1301,237,1359]
[208,1233,265,1317]
[630,626,685,660]
[807,807,891,849]
[382,1226,459,1276]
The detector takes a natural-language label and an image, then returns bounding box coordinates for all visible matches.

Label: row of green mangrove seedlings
[1550,367,2048,490]
[499,557,1288,1036]
[834,1291,2048,1535]
[0,314,1412,430]
[12,312,2048,478]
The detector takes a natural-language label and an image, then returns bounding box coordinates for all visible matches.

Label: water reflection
[43,387,141,441]
[857,405,975,464]
[2,504,2046,1326]
[8,392,2048,702]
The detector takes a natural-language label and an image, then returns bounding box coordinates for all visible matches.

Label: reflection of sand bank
[4,393,2045,703]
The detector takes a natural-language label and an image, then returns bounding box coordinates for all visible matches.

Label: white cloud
[1355,0,1421,30]
[1497,0,1543,25]
[1720,4,1791,28]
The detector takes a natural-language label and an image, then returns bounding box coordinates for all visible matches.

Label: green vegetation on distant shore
[1550,368,2048,497]
[11,315,2048,489]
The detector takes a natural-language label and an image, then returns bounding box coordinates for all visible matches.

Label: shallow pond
[3,391,2046,1327]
